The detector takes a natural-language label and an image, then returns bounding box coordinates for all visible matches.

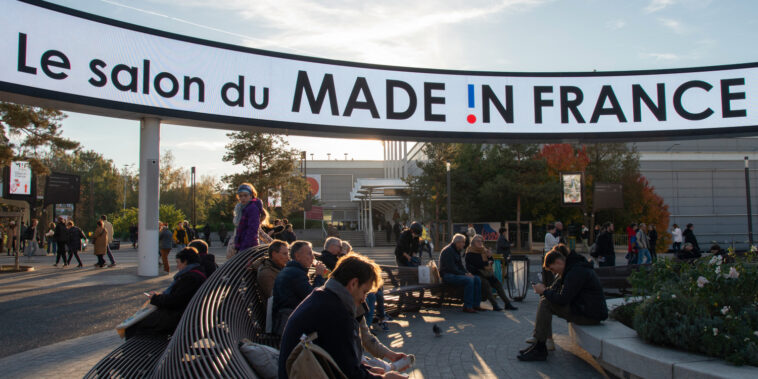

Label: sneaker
[108,263,116,267]
[546,338,555,351]
[517,343,547,361]
[462,307,478,314]
[77,264,83,268]
[53,264,58,267]
[492,305,504,311]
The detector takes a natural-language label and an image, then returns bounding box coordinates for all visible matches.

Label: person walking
[648,225,658,262]
[23,219,41,257]
[65,220,86,268]
[635,223,652,264]
[202,224,212,247]
[101,215,117,267]
[53,217,68,266]
[173,221,189,250]
[682,223,699,252]
[159,222,174,273]
[671,224,683,252]
[129,224,138,249]
[91,220,108,268]
[45,222,56,256]
[594,222,616,267]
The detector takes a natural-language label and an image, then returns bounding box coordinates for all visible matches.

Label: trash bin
[505,255,530,302]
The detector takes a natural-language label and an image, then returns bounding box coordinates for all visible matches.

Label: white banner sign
[9,161,32,195]
[1,1,757,141]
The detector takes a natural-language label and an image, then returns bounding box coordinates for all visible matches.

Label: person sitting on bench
[278,253,406,379]
[126,247,207,339]
[257,240,289,299]
[318,236,344,271]
[271,240,326,335]
[518,248,608,361]
[439,234,483,313]
[189,239,217,277]
[394,222,422,267]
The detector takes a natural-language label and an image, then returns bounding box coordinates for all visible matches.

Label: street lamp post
[446,162,452,241]
[745,156,754,248]
[190,166,196,227]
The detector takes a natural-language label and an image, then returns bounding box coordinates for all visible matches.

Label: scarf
[163,263,202,295]
[233,202,244,226]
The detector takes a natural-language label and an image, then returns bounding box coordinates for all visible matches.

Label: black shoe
[518,342,547,361]
[519,343,536,355]
[492,305,504,311]
[505,303,518,311]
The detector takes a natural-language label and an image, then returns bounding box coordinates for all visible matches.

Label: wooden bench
[85,245,271,378]
[594,264,650,294]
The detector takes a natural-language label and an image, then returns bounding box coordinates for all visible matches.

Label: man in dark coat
[496,228,511,260]
[394,223,421,267]
[518,249,608,361]
[595,222,616,267]
[682,223,699,252]
[277,254,403,379]
[317,236,344,271]
[126,247,207,339]
[53,217,69,266]
[439,234,482,313]
[271,241,326,335]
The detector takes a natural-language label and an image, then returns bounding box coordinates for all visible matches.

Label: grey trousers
[533,296,600,342]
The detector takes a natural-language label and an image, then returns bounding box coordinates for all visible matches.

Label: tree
[406,143,457,246]
[1,103,78,173]
[43,149,124,231]
[222,132,309,218]
[109,204,186,239]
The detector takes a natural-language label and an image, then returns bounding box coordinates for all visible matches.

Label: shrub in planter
[628,252,758,366]
[609,301,640,329]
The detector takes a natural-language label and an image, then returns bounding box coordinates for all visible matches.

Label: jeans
[24,239,40,256]
[533,296,600,342]
[442,273,481,309]
[47,237,56,255]
[637,248,652,264]
[106,244,116,265]
[365,290,387,325]
[96,254,106,267]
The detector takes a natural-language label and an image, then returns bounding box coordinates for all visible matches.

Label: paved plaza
[0,246,609,378]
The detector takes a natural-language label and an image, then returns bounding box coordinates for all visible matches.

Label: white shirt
[544,232,560,252]
[672,227,683,243]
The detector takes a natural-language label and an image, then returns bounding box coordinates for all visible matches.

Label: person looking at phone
[518,246,608,361]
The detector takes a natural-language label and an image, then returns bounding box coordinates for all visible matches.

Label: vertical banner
[560,172,584,206]
[306,174,321,200]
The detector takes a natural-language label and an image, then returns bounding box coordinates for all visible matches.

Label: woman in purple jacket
[234,183,265,251]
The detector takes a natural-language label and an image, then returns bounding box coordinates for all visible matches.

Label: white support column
[402,141,408,178]
[138,117,160,277]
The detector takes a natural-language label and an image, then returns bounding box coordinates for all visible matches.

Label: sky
[42,0,758,178]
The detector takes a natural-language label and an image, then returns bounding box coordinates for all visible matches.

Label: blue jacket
[272,260,325,314]
[278,284,379,379]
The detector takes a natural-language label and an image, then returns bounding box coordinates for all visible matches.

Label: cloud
[142,0,548,67]
[658,17,687,34]
[643,52,680,61]
[605,19,626,30]
[645,0,676,13]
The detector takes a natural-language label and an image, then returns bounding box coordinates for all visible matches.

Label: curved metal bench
[149,245,271,378]
[85,245,271,378]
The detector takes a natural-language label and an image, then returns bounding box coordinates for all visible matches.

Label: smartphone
[143,292,151,297]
